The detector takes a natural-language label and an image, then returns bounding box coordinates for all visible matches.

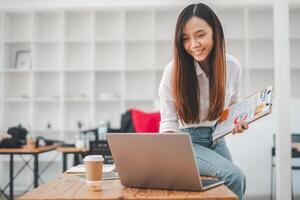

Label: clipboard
[212,85,274,142]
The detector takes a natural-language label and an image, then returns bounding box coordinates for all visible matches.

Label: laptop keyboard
[202,179,222,187]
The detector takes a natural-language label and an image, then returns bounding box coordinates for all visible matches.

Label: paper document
[66,164,116,174]
[212,85,274,142]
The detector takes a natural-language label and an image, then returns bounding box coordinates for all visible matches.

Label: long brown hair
[172,3,226,124]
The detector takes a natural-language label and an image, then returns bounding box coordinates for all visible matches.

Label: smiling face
[182,16,214,63]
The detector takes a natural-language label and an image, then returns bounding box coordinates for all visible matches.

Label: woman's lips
[192,49,205,56]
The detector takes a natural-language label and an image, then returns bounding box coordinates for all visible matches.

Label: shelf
[0,74,2,100]
[64,98,91,102]
[94,68,122,72]
[33,68,61,72]
[94,38,123,42]
[33,129,61,134]
[95,41,123,71]
[0,14,2,39]
[155,40,172,70]
[248,37,273,41]
[95,101,122,128]
[33,130,62,141]
[62,131,78,144]
[64,71,92,99]
[2,101,31,129]
[4,39,32,43]
[291,39,300,69]
[4,12,32,41]
[125,71,155,100]
[125,41,154,70]
[3,42,31,70]
[289,8,300,39]
[64,11,93,40]
[33,101,62,131]
[125,38,154,42]
[64,41,93,70]
[3,69,31,73]
[224,37,244,41]
[248,8,273,39]
[64,102,92,131]
[290,36,300,40]
[95,71,122,101]
[290,100,300,133]
[95,10,123,40]
[291,70,300,98]
[64,39,92,43]
[155,9,179,40]
[95,98,121,102]
[248,70,274,93]
[63,68,92,72]
[125,100,154,112]
[225,39,245,67]
[34,71,62,98]
[34,97,61,102]
[33,42,62,70]
[64,129,80,133]
[33,39,62,43]
[3,72,31,98]
[124,68,155,72]
[125,10,154,40]
[216,8,244,40]
[3,97,31,102]
[124,98,154,101]
[34,11,63,40]
[291,68,300,71]
[248,67,273,71]
[249,40,273,69]
[155,38,173,43]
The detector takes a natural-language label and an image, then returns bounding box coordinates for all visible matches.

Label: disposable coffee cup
[84,155,104,184]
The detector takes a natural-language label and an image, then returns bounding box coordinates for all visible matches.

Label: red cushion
[130,109,160,133]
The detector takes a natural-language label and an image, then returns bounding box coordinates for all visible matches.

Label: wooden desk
[18,174,237,200]
[57,147,89,172]
[0,145,58,154]
[0,145,59,200]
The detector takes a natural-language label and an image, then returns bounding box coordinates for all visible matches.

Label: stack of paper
[66,164,116,174]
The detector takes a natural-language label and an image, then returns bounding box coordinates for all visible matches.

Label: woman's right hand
[232,120,249,135]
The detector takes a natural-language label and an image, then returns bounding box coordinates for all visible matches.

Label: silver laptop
[106,133,224,191]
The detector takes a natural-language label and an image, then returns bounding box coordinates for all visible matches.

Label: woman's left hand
[232,120,248,135]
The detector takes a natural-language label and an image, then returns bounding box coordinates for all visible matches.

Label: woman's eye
[182,37,189,41]
[197,34,205,38]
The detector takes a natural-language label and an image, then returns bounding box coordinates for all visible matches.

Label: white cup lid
[84,155,104,162]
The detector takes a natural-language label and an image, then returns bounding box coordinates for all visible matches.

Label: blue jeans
[180,126,246,200]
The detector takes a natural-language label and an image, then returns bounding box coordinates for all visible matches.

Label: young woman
[158,3,248,200]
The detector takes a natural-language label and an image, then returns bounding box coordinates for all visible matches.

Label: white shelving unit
[0,5,299,142]
[289,6,300,101]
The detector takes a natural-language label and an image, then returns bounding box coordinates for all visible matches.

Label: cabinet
[0,5,299,144]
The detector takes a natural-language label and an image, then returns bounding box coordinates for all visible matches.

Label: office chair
[89,140,113,164]
[270,133,300,200]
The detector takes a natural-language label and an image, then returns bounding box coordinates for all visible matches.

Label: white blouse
[158,54,242,133]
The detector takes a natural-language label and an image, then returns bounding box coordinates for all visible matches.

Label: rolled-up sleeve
[158,61,179,133]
